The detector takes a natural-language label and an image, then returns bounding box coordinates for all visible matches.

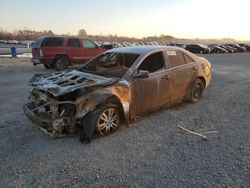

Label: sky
[0,0,249,40]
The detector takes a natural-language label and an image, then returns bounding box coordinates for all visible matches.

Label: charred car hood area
[24,70,121,137]
[29,70,118,96]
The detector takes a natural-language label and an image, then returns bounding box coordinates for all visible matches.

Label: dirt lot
[0,54,249,187]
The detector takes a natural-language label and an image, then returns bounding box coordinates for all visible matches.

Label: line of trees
[87,34,237,44]
[0,27,238,44]
[0,28,54,40]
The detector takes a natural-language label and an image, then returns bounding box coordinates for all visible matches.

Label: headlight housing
[58,103,76,117]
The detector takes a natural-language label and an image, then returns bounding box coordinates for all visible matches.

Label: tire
[79,103,121,143]
[189,79,205,103]
[43,63,52,69]
[200,50,204,54]
[54,57,69,71]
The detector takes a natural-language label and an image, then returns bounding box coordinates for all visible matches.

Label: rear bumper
[31,58,53,65]
[32,58,43,65]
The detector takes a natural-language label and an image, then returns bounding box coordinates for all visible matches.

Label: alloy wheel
[97,107,120,136]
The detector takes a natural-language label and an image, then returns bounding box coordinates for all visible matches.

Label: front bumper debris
[23,90,98,137]
[23,104,65,137]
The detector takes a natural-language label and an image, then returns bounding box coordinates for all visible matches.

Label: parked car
[217,44,235,53]
[166,42,185,48]
[0,40,8,44]
[226,44,246,53]
[185,44,210,54]
[23,46,211,143]
[100,44,113,49]
[31,36,106,70]
[239,43,250,52]
[208,44,228,53]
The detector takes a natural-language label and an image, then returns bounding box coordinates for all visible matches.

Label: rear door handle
[162,74,170,80]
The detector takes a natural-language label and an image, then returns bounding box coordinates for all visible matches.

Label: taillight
[39,49,44,57]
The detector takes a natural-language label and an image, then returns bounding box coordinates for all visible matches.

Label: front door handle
[162,74,170,80]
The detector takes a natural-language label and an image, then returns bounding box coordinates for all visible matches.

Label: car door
[166,50,198,101]
[66,38,82,63]
[130,51,171,118]
[81,39,102,62]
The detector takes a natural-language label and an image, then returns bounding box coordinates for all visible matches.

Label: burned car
[23,46,211,143]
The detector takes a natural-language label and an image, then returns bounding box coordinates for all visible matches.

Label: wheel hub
[194,84,202,98]
[97,107,119,136]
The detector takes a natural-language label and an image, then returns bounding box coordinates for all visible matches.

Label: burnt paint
[24,46,211,138]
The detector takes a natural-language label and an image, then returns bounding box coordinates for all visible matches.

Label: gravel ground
[0,54,249,188]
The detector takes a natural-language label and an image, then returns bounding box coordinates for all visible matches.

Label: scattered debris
[199,131,219,135]
[177,124,218,141]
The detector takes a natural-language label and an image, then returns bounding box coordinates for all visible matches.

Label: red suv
[31,36,106,70]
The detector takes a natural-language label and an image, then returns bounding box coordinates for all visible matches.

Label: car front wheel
[189,79,205,103]
[79,103,121,143]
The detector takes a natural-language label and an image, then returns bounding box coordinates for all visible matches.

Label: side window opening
[42,37,64,47]
[138,52,165,73]
[67,38,80,47]
[183,53,194,64]
[167,50,185,68]
[82,39,97,48]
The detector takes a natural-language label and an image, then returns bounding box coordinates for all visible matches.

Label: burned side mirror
[133,70,149,79]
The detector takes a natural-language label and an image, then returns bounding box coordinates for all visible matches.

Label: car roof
[107,46,181,55]
[39,35,90,40]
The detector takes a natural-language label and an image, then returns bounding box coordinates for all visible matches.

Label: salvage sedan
[23,46,211,143]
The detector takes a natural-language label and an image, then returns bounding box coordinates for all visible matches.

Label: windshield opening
[80,52,139,78]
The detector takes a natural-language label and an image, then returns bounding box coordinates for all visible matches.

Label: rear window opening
[32,37,44,48]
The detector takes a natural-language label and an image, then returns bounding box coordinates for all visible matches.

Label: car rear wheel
[200,50,204,54]
[189,79,205,103]
[54,57,69,71]
[79,103,121,143]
